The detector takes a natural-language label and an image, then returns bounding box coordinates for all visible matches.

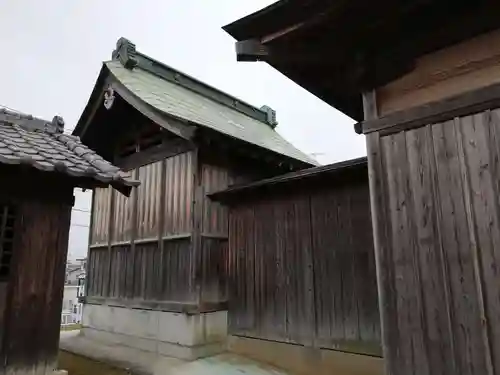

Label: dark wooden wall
[226,171,381,355]
[367,108,500,374]
[197,162,234,303]
[87,151,196,305]
[87,151,260,310]
[0,170,73,375]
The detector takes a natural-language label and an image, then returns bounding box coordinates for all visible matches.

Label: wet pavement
[59,330,290,375]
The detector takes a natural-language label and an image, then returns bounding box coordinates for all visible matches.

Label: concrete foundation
[81,304,227,360]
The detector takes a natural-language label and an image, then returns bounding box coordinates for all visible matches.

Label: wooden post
[191,149,203,304]
[362,90,396,375]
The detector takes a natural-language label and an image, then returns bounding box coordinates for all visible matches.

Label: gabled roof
[0,109,139,196]
[74,38,317,166]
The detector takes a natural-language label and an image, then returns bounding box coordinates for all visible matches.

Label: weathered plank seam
[403,130,431,375]
[427,123,458,375]
[366,132,397,375]
[455,116,495,375]
[106,188,116,297]
[158,159,167,302]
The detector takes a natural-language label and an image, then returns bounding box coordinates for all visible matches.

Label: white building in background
[75,273,86,321]
[65,258,86,285]
[61,258,86,326]
[61,285,78,326]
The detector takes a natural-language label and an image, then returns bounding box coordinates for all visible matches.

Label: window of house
[0,204,16,281]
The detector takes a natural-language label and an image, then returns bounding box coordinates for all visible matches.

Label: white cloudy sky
[0,0,366,259]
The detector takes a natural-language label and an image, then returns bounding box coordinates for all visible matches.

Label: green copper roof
[105,59,318,166]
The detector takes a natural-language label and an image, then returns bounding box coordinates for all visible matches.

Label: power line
[72,208,90,213]
[71,223,89,228]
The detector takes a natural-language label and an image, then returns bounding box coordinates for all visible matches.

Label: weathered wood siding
[0,183,72,375]
[164,152,193,235]
[197,161,259,303]
[198,163,232,303]
[87,151,269,308]
[367,108,500,374]
[201,163,232,235]
[112,185,134,243]
[87,151,195,303]
[89,188,111,246]
[137,161,163,240]
[227,171,381,355]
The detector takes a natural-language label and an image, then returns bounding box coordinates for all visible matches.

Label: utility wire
[71,223,89,228]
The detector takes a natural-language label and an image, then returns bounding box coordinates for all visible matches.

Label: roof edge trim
[209,156,367,202]
[107,72,196,140]
[110,37,279,128]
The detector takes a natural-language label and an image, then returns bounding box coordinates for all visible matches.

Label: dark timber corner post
[362,91,395,375]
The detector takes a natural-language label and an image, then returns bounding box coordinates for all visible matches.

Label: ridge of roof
[111,37,278,128]
[0,109,139,196]
[0,107,65,133]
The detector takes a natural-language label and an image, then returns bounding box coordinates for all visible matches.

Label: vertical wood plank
[363,90,379,121]
[192,149,203,303]
[406,125,455,375]
[106,188,115,298]
[158,159,167,302]
[302,195,315,347]
[457,113,495,375]
[366,132,398,374]
[485,108,500,373]
[387,130,430,375]
[433,118,486,375]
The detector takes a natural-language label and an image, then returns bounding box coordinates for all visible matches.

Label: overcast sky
[1,0,365,259]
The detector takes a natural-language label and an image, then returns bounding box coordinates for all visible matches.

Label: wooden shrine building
[211,157,383,375]
[0,109,136,375]
[73,37,316,360]
[225,1,500,374]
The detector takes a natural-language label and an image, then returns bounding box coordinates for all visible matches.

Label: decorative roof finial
[51,116,65,134]
[260,105,278,129]
[112,37,138,70]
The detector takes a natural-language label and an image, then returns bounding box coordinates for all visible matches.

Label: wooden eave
[195,127,312,174]
[356,81,500,136]
[210,156,367,204]
[224,0,500,121]
[0,164,130,202]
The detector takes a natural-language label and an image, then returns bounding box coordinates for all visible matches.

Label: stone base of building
[81,303,227,360]
[228,335,385,375]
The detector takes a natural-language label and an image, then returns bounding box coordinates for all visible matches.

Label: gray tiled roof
[106,60,319,165]
[0,109,139,194]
